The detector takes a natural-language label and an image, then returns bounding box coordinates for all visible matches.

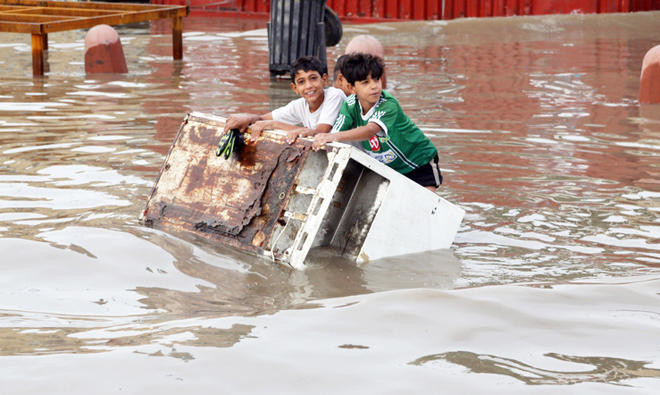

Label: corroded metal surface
[143,113,310,256]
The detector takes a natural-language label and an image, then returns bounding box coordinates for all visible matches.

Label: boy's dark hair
[339,53,384,85]
[290,56,327,81]
[333,54,348,80]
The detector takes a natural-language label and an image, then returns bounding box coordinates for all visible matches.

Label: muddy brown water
[0,12,659,393]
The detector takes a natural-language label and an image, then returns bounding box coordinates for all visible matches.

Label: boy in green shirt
[312,53,442,191]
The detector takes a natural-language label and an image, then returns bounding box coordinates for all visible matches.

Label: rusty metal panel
[142,113,309,256]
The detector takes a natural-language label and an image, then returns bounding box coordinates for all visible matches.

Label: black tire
[324,6,342,47]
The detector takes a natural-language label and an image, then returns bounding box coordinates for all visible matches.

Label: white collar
[359,95,382,121]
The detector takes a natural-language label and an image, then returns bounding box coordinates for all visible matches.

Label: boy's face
[291,70,327,105]
[351,74,382,109]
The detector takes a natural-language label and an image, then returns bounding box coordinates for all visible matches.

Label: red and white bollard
[640,45,660,104]
[84,24,128,74]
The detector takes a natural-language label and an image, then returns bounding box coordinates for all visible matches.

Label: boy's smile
[291,70,328,112]
[352,74,383,114]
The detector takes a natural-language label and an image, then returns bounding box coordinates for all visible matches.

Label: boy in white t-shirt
[223,56,346,144]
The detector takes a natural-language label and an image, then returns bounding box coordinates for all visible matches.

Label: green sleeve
[368,96,400,136]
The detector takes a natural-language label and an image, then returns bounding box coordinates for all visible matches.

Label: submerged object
[640,45,660,104]
[84,24,127,74]
[141,112,464,269]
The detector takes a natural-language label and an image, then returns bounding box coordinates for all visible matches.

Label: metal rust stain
[143,114,309,255]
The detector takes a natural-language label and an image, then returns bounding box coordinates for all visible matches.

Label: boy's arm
[254,119,300,132]
[249,119,301,142]
[311,123,380,151]
[315,124,333,134]
[286,89,345,144]
[287,123,332,144]
[223,112,273,133]
[302,123,333,136]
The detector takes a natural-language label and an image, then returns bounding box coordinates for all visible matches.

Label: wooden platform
[0,0,188,76]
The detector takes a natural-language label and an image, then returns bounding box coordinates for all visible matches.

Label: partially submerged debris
[142,112,464,269]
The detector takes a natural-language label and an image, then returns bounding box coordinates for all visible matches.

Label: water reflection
[134,229,461,315]
[410,351,660,385]
[0,14,657,289]
[1,12,660,390]
[0,314,255,360]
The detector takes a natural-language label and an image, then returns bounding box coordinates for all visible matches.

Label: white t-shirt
[272,87,346,130]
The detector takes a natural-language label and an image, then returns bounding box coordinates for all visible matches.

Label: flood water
[1,11,659,393]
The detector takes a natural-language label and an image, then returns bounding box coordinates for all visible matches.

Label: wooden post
[31,33,44,76]
[42,34,48,51]
[172,15,183,60]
